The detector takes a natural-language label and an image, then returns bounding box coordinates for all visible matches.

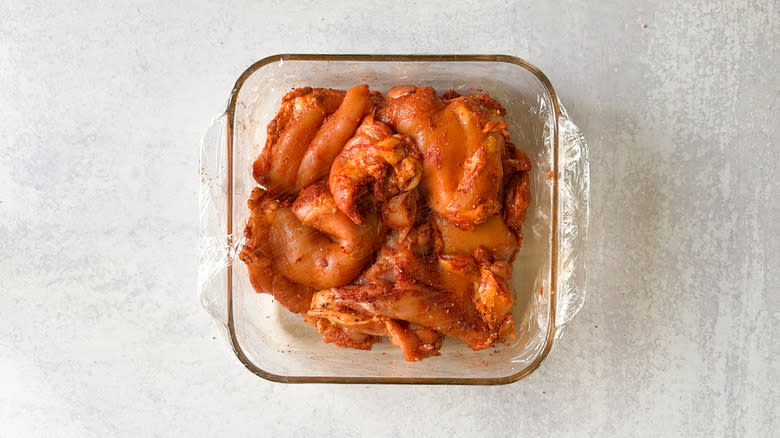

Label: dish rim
[223,53,562,385]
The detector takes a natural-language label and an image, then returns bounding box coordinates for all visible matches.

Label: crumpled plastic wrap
[555,107,590,332]
[198,55,589,383]
[199,113,231,327]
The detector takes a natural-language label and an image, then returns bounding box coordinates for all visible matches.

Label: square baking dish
[200,54,589,384]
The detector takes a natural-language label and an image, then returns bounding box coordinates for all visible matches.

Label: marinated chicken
[377,86,510,230]
[239,84,531,361]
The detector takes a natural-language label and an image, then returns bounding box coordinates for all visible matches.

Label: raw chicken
[241,84,531,361]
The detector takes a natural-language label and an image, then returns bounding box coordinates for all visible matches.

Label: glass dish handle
[555,108,590,329]
[199,113,231,326]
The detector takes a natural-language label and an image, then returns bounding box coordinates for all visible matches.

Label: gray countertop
[1,1,777,436]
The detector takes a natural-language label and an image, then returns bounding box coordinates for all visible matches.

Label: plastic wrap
[555,108,590,332]
[199,55,589,384]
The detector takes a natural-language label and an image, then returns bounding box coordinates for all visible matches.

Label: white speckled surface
[1,1,777,436]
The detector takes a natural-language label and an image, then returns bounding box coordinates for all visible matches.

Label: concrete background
[1,1,777,436]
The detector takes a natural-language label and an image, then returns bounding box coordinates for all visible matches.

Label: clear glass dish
[199,54,589,384]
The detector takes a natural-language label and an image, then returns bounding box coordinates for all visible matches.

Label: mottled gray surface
[1,1,777,436]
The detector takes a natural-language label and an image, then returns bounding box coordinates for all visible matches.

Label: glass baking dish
[199,54,589,384]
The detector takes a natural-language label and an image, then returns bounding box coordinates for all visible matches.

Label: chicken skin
[377,86,511,230]
[238,184,382,311]
[329,115,422,224]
